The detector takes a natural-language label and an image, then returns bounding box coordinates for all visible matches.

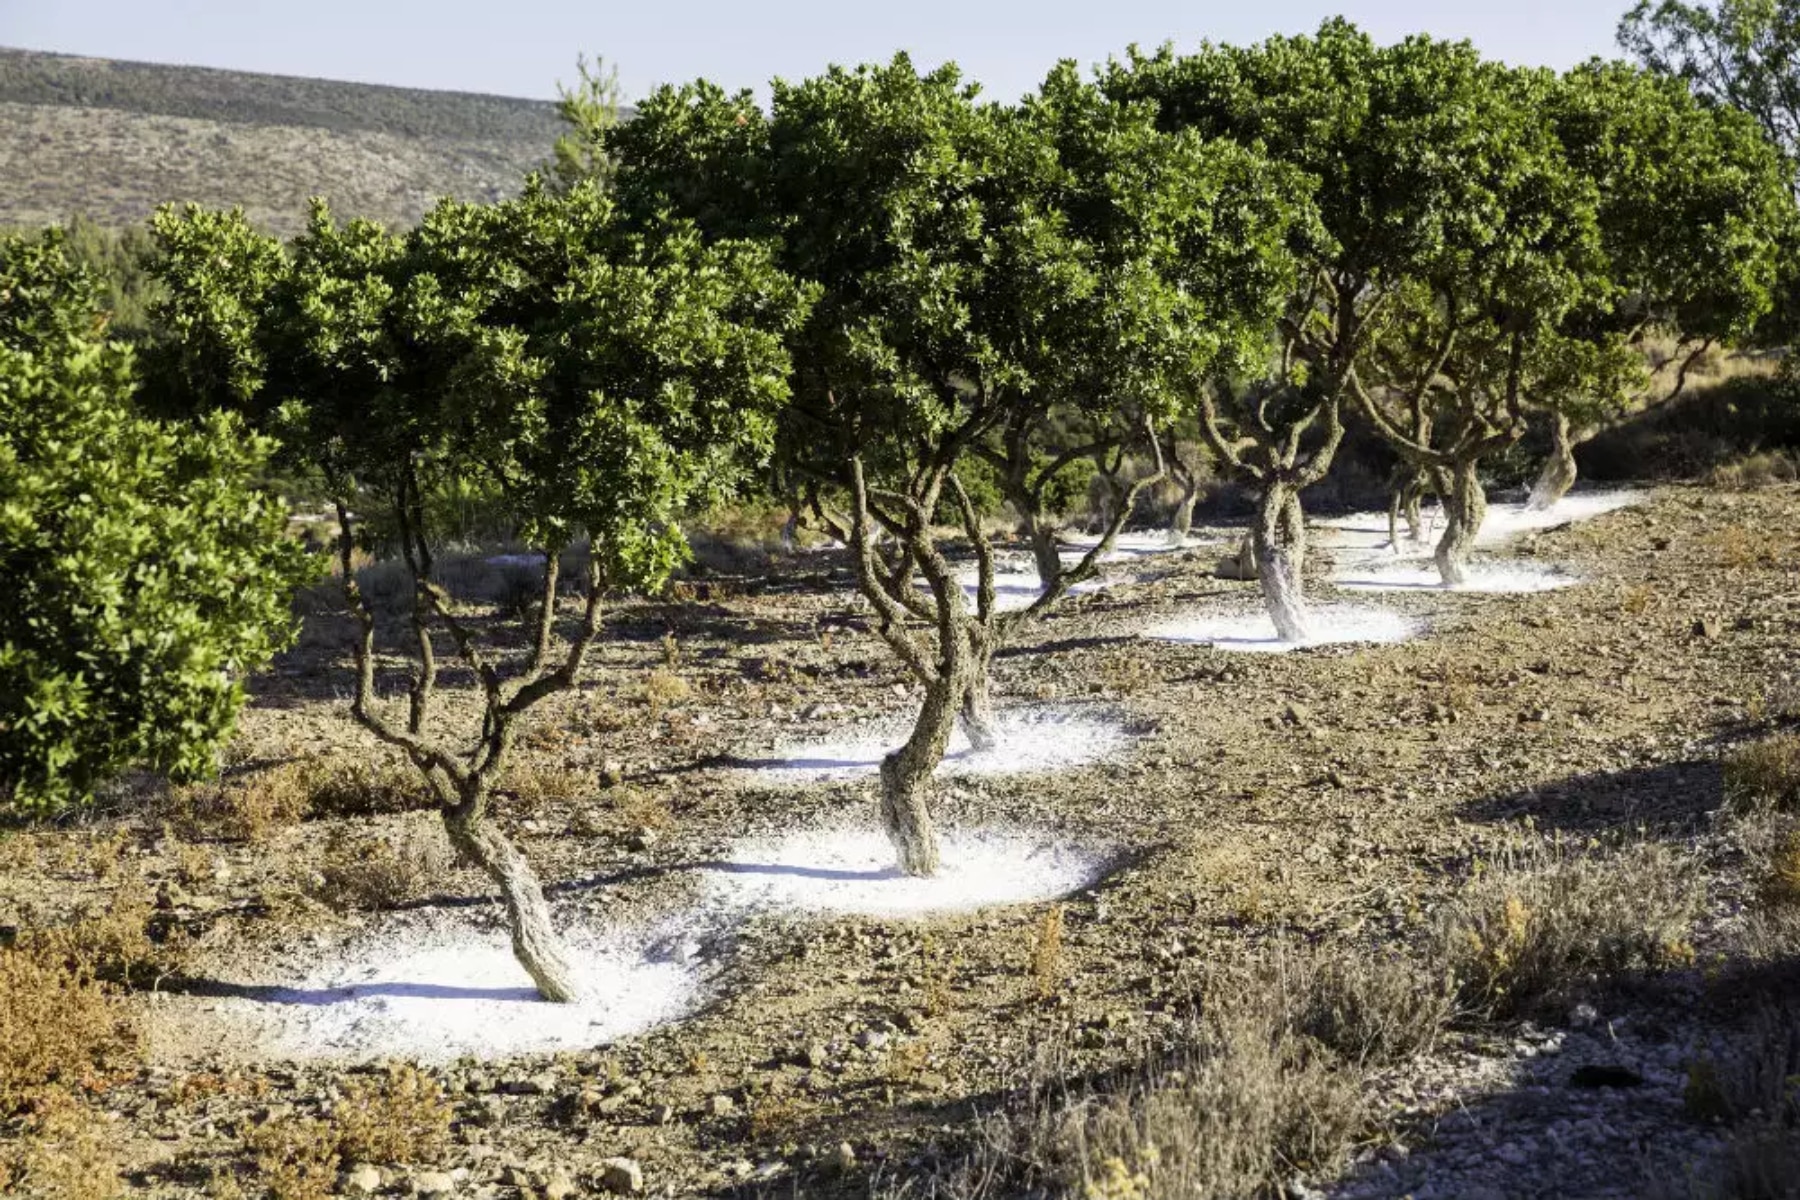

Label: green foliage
[547,55,624,193]
[612,56,1304,539]
[0,230,313,811]
[1620,0,1800,164]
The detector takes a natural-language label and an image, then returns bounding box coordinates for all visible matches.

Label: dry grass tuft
[1434,841,1702,1019]
[1280,948,1455,1067]
[1725,735,1800,813]
[308,824,450,912]
[332,1064,451,1165]
[501,759,592,808]
[245,1114,339,1200]
[0,951,138,1115]
[1715,524,1784,570]
[642,668,692,716]
[22,873,193,989]
[881,959,1372,1199]
[2,1086,127,1200]
[1706,451,1799,492]
[1030,906,1067,1001]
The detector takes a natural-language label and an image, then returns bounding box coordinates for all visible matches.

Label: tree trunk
[1253,483,1311,643]
[1525,412,1579,512]
[1434,460,1487,587]
[959,645,998,752]
[443,801,581,1003]
[880,670,963,877]
[1168,482,1199,545]
[1027,526,1063,595]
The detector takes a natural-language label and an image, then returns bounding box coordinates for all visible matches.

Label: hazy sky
[1,1,1633,103]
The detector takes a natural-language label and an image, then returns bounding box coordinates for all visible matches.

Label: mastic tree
[1345,61,1616,586]
[611,57,1303,875]
[147,186,810,1000]
[1521,60,1791,509]
[0,229,311,811]
[1107,23,1528,635]
[1354,58,1791,582]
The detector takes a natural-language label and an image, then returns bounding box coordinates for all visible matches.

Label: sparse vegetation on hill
[0,47,568,235]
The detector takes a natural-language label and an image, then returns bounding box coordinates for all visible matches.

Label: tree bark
[1253,482,1311,642]
[443,800,581,1003]
[1434,460,1487,587]
[881,670,963,877]
[1168,483,1199,545]
[1525,412,1579,512]
[1026,526,1064,596]
[959,644,998,752]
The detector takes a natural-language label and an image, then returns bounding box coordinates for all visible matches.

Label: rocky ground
[3,482,1797,1198]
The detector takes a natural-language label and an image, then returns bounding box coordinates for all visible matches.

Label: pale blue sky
[1,1,1632,103]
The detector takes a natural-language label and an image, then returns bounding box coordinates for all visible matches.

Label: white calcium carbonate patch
[940,563,1116,613]
[1059,531,1218,560]
[753,706,1134,783]
[1475,489,1644,544]
[1142,604,1422,654]
[1317,488,1644,562]
[1333,559,1580,594]
[215,913,703,1063]
[702,826,1110,917]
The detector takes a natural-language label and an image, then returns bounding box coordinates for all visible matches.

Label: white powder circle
[940,564,1116,613]
[216,914,703,1063]
[752,706,1134,783]
[1142,604,1421,654]
[701,825,1109,917]
[1333,559,1580,594]
[1059,531,1218,560]
[1475,490,1644,544]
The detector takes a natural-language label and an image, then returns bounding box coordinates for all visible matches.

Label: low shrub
[0,949,138,1115]
[307,824,450,911]
[880,963,1369,1199]
[245,1114,339,1200]
[2,1085,126,1200]
[332,1064,451,1165]
[1433,841,1703,1019]
[1726,735,1800,813]
[1280,948,1455,1067]
[1707,450,1800,491]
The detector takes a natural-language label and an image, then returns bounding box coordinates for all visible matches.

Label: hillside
[0,47,568,236]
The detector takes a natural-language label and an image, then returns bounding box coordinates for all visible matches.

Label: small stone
[599,1157,644,1195]
[543,1171,579,1200]
[708,1092,736,1116]
[855,1029,891,1051]
[1569,1002,1599,1029]
[412,1171,457,1198]
[1282,701,1312,729]
[600,760,625,787]
[1693,615,1722,640]
[825,1142,856,1175]
[650,1103,675,1125]
[342,1164,383,1196]
[626,827,659,852]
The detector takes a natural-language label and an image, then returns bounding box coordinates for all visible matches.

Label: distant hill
[0,47,570,236]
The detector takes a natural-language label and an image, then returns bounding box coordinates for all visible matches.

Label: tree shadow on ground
[1461,759,1724,839]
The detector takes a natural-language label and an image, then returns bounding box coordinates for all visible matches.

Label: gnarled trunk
[1027,525,1063,597]
[959,645,998,752]
[1168,482,1200,545]
[443,800,580,1003]
[1434,460,1487,587]
[881,668,964,877]
[1525,412,1579,512]
[1253,482,1311,643]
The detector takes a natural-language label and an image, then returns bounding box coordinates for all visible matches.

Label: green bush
[0,231,314,811]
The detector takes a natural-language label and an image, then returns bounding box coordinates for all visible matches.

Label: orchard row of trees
[3,16,1795,998]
